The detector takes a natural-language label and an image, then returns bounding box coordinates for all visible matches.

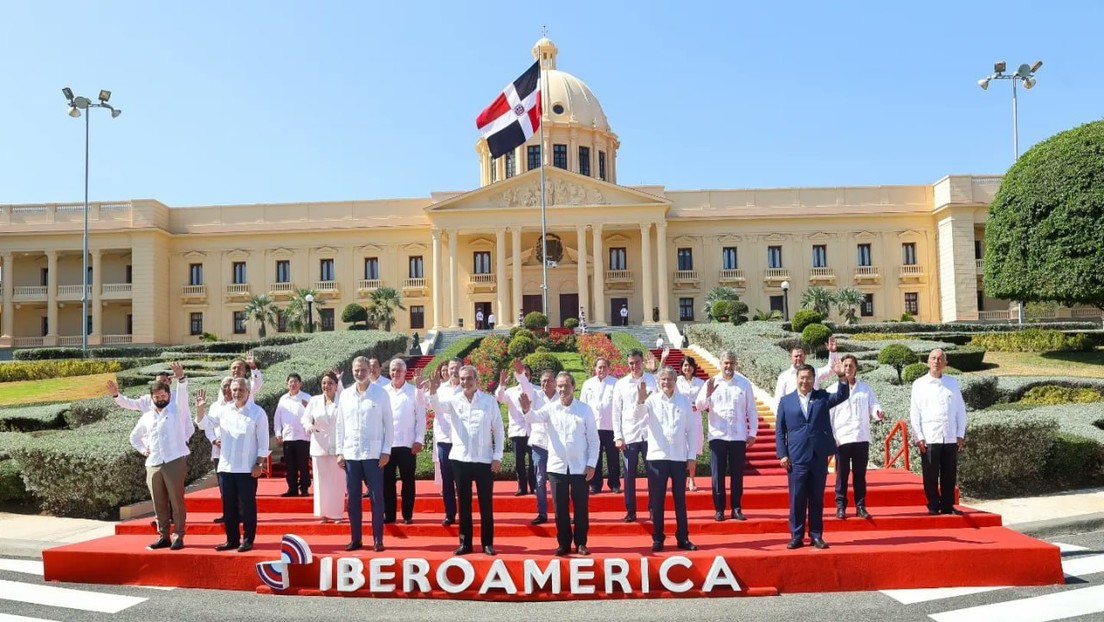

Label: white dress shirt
[495,384,532,438]
[336,383,394,460]
[910,373,967,444]
[773,351,840,408]
[676,376,705,455]
[612,373,657,444]
[204,398,231,460]
[512,372,552,450]
[385,381,427,449]
[129,397,194,468]
[829,379,883,445]
[302,393,341,456]
[198,401,270,473]
[525,398,600,475]
[635,390,696,462]
[580,375,617,430]
[698,373,758,443]
[274,391,312,441]
[428,390,505,464]
[432,382,460,444]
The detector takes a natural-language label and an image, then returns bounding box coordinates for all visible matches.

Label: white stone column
[448,229,460,329]
[495,228,508,328]
[46,251,58,344]
[512,227,523,326]
[91,250,103,344]
[592,224,605,324]
[576,225,589,322]
[1,253,13,345]
[655,221,670,322]
[639,223,653,325]
[431,229,443,328]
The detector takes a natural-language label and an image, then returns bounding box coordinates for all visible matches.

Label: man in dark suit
[776,362,849,550]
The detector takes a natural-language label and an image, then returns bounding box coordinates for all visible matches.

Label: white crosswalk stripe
[0,555,171,615]
[0,614,62,622]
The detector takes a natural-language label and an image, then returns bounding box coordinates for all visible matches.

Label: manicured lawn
[0,373,115,406]
[966,348,1104,377]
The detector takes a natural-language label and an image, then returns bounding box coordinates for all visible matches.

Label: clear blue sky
[2,1,1101,206]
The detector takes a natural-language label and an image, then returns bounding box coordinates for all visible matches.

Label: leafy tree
[801,323,832,356]
[800,286,833,317]
[703,287,742,321]
[791,309,823,334]
[341,303,369,329]
[985,119,1104,315]
[710,299,747,324]
[878,344,918,383]
[367,287,405,332]
[283,288,325,333]
[834,287,866,325]
[243,294,279,339]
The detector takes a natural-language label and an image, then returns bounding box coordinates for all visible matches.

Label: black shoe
[554,546,570,556]
[345,541,362,551]
[170,536,184,551]
[442,517,455,526]
[677,541,698,551]
[731,509,747,521]
[786,539,804,550]
[237,542,253,552]
[856,506,872,519]
[300,490,310,497]
[215,541,240,551]
[147,537,171,550]
[811,538,829,549]
[530,515,548,525]
[373,542,385,552]
[836,508,846,519]
[280,491,296,497]
[714,511,725,522]
[213,516,225,524]
[623,513,636,523]
[943,508,965,516]
[575,545,590,555]
[651,542,663,553]
[514,490,527,497]
[482,546,497,556]
[454,545,473,555]
[401,518,413,525]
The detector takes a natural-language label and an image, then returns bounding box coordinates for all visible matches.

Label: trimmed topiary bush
[968,329,1093,352]
[1021,385,1104,405]
[877,344,918,383]
[791,310,823,334]
[507,332,538,360]
[902,362,929,384]
[523,312,549,331]
[522,351,564,379]
[563,317,579,329]
[801,323,832,355]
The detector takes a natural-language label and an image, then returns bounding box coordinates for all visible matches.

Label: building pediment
[426,167,669,213]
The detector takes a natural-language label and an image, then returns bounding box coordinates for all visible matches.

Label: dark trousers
[835,441,870,509]
[621,441,647,513]
[921,443,959,513]
[218,472,258,545]
[283,439,311,495]
[384,446,417,522]
[621,315,629,326]
[788,455,829,540]
[709,439,747,513]
[511,436,536,493]
[451,460,495,548]
[647,459,689,544]
[592,430,621,492]
[346,459,385,545]
[437,442,457,520]
[550,472,589,549]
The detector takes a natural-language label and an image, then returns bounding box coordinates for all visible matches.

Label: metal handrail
[883,419,910,470]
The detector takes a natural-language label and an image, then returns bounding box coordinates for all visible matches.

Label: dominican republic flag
[476,61,541,159]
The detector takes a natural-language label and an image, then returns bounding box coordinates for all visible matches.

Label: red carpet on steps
[43,469,1065,598]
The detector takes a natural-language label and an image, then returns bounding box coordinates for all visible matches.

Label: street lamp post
[305,294,315,334]
[978,60,1042,325]
[63,88,122,353]
[781,280,791,322]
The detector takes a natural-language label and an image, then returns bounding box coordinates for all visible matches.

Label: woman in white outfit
[302,371,344,523]
[672,355,705,492]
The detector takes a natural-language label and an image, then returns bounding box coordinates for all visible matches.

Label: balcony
[467,273,496,294]
[402,278,428,295]
[978,310,1012,321]
[13,336,45,348]
[181,285,207,301]
[763,268,790,284]
[225,283,251,299]
[357,279,382,293]
[717,269,746,286]
[976,258,985,274]
[58,335,83,346]
[103,334,133,345]
[101,283,132,299]
[269,282,295,299]
[313,281,339,299]
[605,270,633,289]
[809,267,835,283]
[58,284,91,300]
[1071,307,1104,319]
[13,286,47,300]
[898,265,925,281]
[673,270,699,287]
[853,266,880,283]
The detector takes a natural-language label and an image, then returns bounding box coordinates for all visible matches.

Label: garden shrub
[0,359,125,383]
[507,332,538,360]
[968,329,1092,352]
[939,345,987,372]
[790,310,823,334]
[522,352,564,379]
[13,346,165,360]
[1021,385,1104,405]
[902,362,929,384]
[832,321,1098,335]
[423,336,482,380]
[957,412,1058,497]
[564,318,579,329]
[800,323,832,354]
[523,312,549,331]
[1044,432,1104,488]
[0,459,29,503]
[877,344,918,383]
[850,332,909,341]
[0,404,70,432]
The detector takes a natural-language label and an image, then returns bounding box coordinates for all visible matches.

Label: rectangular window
[125,264,133,284]
[190,312,203,336]
[722,247,738,270]
[598,151,607,181]
[609,247,627,271]
[902,242,917,266]
[364,257,380,280]
[812,245,828,268]
[87,314,93,336]
[189,263,203,286]
[505,151,516,178]
[233,311,247,334]
[410,305,425,330]
[41,316,49,336]
[904,292,919,315]
[473,251,491,275]
[276,260,291,283]
[974,240,983,260]
[41,267,49,287]
[409,256,424,279]
[320,258,335,281]
[277,311,288,333]
[319,308,335,332]
[857,244,872,267]
[232,262,246,285]
[490,158,497,182]
[125,314,133,336]
[677,248,693,271]
[553,144,567,169]
[767,246,783,269]
[578,146,591,176]
[861,294,874,317]
[679,297,695,322]
[769,295,784,313]
[527,145,541,171]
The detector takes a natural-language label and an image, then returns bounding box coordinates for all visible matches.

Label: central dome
[532,37,610,131]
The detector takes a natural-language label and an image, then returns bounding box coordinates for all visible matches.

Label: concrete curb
[1009,512,1104,539]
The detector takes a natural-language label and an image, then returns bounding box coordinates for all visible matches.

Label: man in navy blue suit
[776,362,849,550]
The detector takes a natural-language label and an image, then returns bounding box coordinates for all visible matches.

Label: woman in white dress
[302,371,344,523]
[674,356,705,492]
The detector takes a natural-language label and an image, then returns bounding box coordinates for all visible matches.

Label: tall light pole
[978,60,1042,324]
[63,88,122,352]
[305,294,315,333]
[781,280,791,322]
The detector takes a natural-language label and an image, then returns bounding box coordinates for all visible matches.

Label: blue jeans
[531,445,549,517]
[622,441,648,514]
[345,458,384,545]
[437,442,457,520]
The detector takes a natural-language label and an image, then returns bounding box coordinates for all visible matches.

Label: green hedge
[423,336,482,379]
[1021,385,1104,405]
[968,329,1093,352]
[939,346,987,372]
[610,331,648,354]
[0,359,125,383]
[957,412,1060,497]
[1045,432,1104,488]
[0,459,29,503]
[831,321,1099,334]
[0,404,70,432]
[13,346,166,360]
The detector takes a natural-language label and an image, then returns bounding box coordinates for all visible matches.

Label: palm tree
[283,288,325,333]
[800,286,833,317]
[243,294,279,339]
[703,286,742,321]
[752,308,783,321]
[834,287,866,325]
[367,286,405,332]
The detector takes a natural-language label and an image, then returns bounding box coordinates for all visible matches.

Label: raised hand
[171,361,185,380]
[106,379,119,397]
[636,380,650,404]
[660,347,671,366]
[644,351,657,372]
[705,376,716,398]
[427,370,441,394]
[333,367,344,383]
[499,369,509,388]
[195,389,208,411]
[827,335,837,353]
[519,392,532,413]
[512,358,525,376]
[246,351,256,369]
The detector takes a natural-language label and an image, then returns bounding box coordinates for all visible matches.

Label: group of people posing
[122,337,966,557]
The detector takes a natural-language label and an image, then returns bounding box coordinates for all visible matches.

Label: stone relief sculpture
[494,181,606,207]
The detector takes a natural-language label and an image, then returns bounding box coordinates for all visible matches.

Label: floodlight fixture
[98,89,111,103]
[993,60,1006,74]
[62,87,74,102]
[978,77,991,90]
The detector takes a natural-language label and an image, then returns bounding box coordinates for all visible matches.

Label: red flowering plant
[576,333,629,377]
[466,334,510,392]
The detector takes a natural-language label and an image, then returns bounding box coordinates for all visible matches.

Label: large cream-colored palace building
[3,38,1086,349]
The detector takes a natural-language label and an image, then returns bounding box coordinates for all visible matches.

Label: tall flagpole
[538,52,549,317]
